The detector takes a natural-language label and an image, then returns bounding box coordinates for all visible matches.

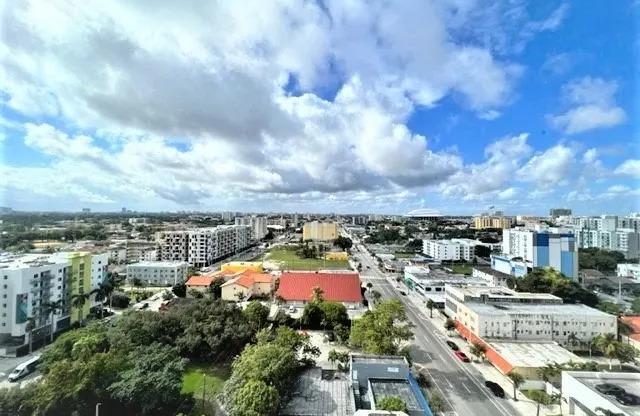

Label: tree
[172,283,187,298]
[515,268,598,306]
[231,379,279,416]
[244,301,269,331]
[444,318,456,335]
[594,333,618,370]
[25,316,36,354]
[567,332,580,352]
[93,279,115,318]
[208,277,225,299]
[320,301,349,329]
[631,297,640,314]
[426,299,435,318]
[614,342,639,369]
[429,392,446,415]
[474,245,492,258]
[550,392,563,416]
[529,390,552,416]
[334,236,353,251]
[470,342,487,362]
[597,302,623,315]
[371,290,382,304]
[108,344,186,415]
[349,299,413,355]
[311,286,324,303]
[507,371,524,401]
[301,302,325,328]
[41,300,64,343]
[71,292,92,323]
[377,396,408,412]
[110,292,131,308]
[328,349,350,371]
[537,363,560,383]
[366,282,373,290]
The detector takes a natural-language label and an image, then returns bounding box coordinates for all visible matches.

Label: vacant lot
[450,264,472,275]
[181,362,230,398]
[266,247,351,270]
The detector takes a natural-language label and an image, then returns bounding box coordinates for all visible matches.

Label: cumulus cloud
[517,144,575,186]
[615,160,640,177]
[549,77,626,134]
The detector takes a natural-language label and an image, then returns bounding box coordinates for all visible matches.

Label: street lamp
[95,402,102,416]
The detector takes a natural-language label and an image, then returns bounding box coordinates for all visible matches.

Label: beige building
[473,216,513,229]
[220,271,273,301]
[302,221,338,241]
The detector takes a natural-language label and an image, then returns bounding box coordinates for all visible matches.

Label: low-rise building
[276,272,362,308]
[185,275,213,296]
[220,271,273,301]
[490,254,528,277]
[618,263,640,281]
[422,239,473,261]
[126,261,189,286]
[562,371,640,416]
[472,266,511,287]
[446,286,617,347]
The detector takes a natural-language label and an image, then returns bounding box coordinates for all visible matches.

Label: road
[0,351,42,389]
[351,242,519,416]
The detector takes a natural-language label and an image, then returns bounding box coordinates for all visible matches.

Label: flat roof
[490,341,584,368]
[467,302,614,317]
[280,368,355,416]
[127,261,188,267]
[472,266,512,279]
[351,354,408,366]
[565,371,640,416]
[370,379,422,412]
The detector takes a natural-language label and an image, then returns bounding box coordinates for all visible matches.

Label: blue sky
[1,0,639,215]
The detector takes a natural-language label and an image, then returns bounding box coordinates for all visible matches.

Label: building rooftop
[467,302,614,317]
[490,341,584,368]
[447,285,562,302]
[127,260,188,267]
[472,266,512,280]
[280,368,355,416]
[564,371,640,416]
[185,275,213,287]
[221,271,273,288]
[277,272,363,303]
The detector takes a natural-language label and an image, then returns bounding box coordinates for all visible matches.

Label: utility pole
[95,402,101,416]
[202,372,206,408]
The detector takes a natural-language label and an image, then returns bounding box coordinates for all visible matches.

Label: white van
[8,355,41,382]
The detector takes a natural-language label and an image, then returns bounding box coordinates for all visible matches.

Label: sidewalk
[399,282,561,416]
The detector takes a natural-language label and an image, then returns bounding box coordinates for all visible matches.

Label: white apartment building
[575,228,640,259]
[422,239,473,261]
[0,254,71,347]
[157,225,253,268]
[445,286,617,346]
[90,253,109,306]
[562,371,640,416]
[404,266,488,306]
[126,261,189,286]
[617,263,640,281]
[235,216,268,240]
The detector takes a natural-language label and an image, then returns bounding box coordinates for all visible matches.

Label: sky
[0,0,639,215]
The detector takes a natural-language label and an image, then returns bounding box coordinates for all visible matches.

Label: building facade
[575,228,640,259]
[502,228,578,279]
[549,208,572,217]
[126,261,189,286]
[422,239,473,261]
[473,216,513,229]
[617,263,640,281]
[235,215,268,240]
[302,221,338,241]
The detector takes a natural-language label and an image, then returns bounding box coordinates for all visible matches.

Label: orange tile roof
[222,271,273,288]
[185,275,213,287]
[620,316,640,334]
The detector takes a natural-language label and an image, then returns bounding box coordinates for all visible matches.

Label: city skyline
[1,1,639,214]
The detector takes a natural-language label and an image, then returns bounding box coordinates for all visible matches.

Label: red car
[454,351,470,362]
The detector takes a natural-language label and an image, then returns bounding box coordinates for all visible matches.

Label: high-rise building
[502,228,578,279]
[235,216,268,240]
[575,228,640,259]
[473,216,513,229]
[302,221,338,241]
[549,208,572,218]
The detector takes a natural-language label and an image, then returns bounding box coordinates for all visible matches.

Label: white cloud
[517,144,575,186]
[549,77,626,134]
[615,160,640,177]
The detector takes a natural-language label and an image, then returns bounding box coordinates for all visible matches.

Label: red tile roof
[223,271,273,288]
[185,275,213,287]
[276,272,362,303]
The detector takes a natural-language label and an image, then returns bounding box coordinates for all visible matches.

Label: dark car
[399,291,407,296]
[454,351,470,362]
[614,393,640,406]
[595,383,626,396]
[446,341,459,351]
[485,381,505,398]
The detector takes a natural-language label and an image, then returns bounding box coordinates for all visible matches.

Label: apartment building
[302,221,338,241]
[575,228,640,259]
[157,225,252,268]
[235,215,268,240]
[549,208,572,218]
[502,228,578,279]
[422,239,473,261]
[473,216,513,229]
[0,254,71,347]
[445,286,617,347]
[617,263,640,281]
[126,261,189,286]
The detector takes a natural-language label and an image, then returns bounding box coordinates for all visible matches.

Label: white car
[8,355,41,382]
[288,305,296,313]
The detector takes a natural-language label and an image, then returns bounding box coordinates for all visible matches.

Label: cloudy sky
[1,0,638,215]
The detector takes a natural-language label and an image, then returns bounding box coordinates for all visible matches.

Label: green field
[265,247,351,270]
[394,251,417,259]
[450,264,472,275]
[181,362,230,398]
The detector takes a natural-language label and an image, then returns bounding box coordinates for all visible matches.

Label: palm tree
[529,390,551,416]
[41,300,63,343]
[470,342,487,362]
[444,318,456,335]
[567,332,579,352]
[71,293,91,324]
[507,371,524,401]
[366,282,373,291]
[537,363,560,383]
[426,299,435,318]
[550,392,563,416]
[594,333,618,370]
[311,286,324,303]
[371,290,382,304]
[92,280,114,318]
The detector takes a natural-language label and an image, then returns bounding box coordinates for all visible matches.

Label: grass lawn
[181,362,231,399]
[265,248,351,270]
[394,252,417,259]
[450,264,472,275]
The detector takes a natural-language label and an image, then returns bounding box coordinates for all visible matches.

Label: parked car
[446,341,459,351]
[399,291,407,296]
[288,305,297,313]
[485,381,505,398]
[595,383,625,395]
[614,393,640,406]
[454,351,470,362]
[8,355,41,382]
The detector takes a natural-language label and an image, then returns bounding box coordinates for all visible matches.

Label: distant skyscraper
[550,208,572,218]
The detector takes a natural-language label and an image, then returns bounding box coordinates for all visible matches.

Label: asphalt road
[352,242,519,416]
[0,352,42,389]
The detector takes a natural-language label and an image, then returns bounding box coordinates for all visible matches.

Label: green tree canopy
[244,301,270,331]
[377,396,408,412]
[515,268,598,306]
[349,299,413,355]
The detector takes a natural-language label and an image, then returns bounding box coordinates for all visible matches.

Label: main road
[351,241,520,416]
